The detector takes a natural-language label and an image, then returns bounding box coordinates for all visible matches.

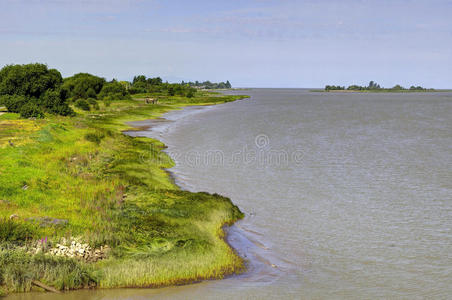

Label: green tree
[98,80,130,100]
[392,84,404,90]
[0,63,74,117]
[167,86,175,96]
[75,99,91,111]
[0,63,62,98]
[20,102,45,118]
[186,88,196,98]
[132,75,147,85]
[62,73,105,100]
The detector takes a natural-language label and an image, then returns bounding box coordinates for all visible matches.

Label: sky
[0,0,451,88]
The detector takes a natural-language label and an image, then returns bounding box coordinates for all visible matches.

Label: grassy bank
[0,91,249,295]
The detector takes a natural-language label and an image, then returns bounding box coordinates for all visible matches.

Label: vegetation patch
[0,65,249,295]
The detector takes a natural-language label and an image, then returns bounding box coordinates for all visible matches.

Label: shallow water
[9,89,452,299]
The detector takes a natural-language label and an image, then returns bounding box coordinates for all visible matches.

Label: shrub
[74,99,90,111]
[87,98,97,105]
[187,89,196,98]
[62,73,105,99]
[0,95,27,113]
[84,132,105,144]
[98,81,130,100]
[40,89,74,116]
[0,218,37,244]
[19,102,44,119]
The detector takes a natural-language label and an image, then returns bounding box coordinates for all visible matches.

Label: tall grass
[0,249,95,293]
[0,92,248,294]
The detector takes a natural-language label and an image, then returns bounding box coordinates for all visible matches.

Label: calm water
[9,89,452,299]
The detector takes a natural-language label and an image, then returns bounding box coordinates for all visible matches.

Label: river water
[9,89,452,299]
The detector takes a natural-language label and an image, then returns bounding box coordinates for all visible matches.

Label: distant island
[322,81,442,92]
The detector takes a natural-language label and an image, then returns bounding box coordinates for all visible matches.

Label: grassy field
[0,92,249,296]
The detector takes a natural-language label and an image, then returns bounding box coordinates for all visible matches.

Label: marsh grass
[0,92,248,294]
[0,249,95,293]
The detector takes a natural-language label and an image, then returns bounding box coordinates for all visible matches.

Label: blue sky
[1,0,451,88]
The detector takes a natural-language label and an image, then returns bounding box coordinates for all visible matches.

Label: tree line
[183,80,232,89]
[325,81,430,91]
[0,63,225,118]
[130,75,197,97]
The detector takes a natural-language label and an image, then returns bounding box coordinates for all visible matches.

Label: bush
[19,102,44,119]
[40,89,74,116]
[187,89,196,98]
[87,98,97,105]
[84,132,105,144]
[62,73,105,99]
[0,95,27,113]
[74,99,90,111]
[98,81,130,100]
[86,98,99,110]
[0,218,37,244]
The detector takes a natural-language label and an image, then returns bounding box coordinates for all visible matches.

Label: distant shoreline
[310,89,452,93]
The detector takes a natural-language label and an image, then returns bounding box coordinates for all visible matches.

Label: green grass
[0,92,248,294]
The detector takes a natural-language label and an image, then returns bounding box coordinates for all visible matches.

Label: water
[9,89,452,299]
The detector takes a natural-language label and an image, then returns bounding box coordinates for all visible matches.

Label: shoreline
[124,100,288,289]
[124,102,245,273]
[1,93,250,296]
[98,99,250,288]
[310,89,452,93]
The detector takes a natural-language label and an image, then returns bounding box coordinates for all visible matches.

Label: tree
[41,89,74,116]
[0,63,62,98]
[62,73,105,100]
[20,102,44,118]
[368,81,381,89]
[167,86,175,96]
[98,80,131,100]
[0,63,74,117]
[0,95,27,113]
[148,77,162,85]
[186,88,196,98]
[392,84,404,90]
[132,75,147,85]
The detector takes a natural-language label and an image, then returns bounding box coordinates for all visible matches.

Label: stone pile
[33,237,110,262]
